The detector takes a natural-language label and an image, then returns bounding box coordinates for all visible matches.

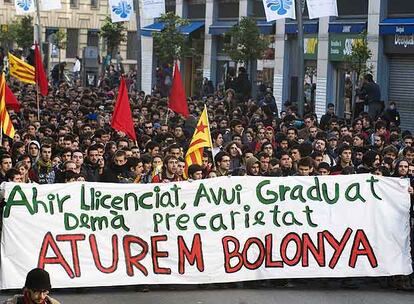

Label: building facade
[1,0,414,131]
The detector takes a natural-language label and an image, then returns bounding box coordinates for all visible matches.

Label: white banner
[262,0,296,22]
[0,175,412,289]
[109,0,134,23]
[306,0,338,19]
[141,0,165,19]
[15,0,36,15]
[40,0,61,11]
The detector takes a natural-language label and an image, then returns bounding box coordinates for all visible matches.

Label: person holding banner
[3,268,60,304]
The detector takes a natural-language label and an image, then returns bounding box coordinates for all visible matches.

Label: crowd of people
[0,65,413,289]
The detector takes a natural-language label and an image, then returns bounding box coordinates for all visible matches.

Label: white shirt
[73,59,81,73]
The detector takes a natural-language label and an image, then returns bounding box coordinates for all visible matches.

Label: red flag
[168,62,189,118]
[5,83,20,112]
[34,43,48,96]
[111,77,137,141]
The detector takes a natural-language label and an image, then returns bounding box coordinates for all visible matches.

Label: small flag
[15,0,35,15]
[40,0,62,11]
[169,62,189,118]
[109,0,134,23]
[262,0,296,22]
[35,43,48,96]
[306,0,338,19]
[184,106,212,179]
[5,84,20,113]
[8,52,36,84]
[111,76,137,141]
[0,74,16,139]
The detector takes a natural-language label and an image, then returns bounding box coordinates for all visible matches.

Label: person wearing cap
[3,268,60,304]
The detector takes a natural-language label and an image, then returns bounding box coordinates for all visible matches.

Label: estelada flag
[184,105,212,179]
[8,52,35,84]
[111,76,137,141]
[35,43,49,96]
[0,73,16,139]
[168,62,189,118]
[5,83,20,112]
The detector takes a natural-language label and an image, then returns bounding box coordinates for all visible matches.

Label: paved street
[1,282,413,304]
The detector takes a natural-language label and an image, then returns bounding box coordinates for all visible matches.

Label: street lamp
[295,0,305,117]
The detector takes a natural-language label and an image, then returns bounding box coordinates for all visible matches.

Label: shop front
[328,22,366,120]
[380,18,414,132]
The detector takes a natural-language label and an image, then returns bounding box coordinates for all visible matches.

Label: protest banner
[0,174,412,289]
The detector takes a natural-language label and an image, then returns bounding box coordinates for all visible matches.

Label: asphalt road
[0,281,413,304]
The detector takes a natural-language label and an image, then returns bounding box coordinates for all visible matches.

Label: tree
[3,16,34,54]
[100,16,127,56]
[152,12,193,66]
[51,29,67,81]
[345,31,373,79]
[0,24,14,51]
[224,17,269,97]
[345,31,373,120]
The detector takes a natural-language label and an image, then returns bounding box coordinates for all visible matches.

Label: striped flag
[0,74,16,139]
[184,106,212,179]
[8,52,36,84]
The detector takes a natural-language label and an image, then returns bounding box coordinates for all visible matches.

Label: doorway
[334,64,353,120]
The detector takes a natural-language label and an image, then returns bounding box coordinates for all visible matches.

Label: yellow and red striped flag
[8,52,35,84]
[0,73,16,139]
[184,106,212,179]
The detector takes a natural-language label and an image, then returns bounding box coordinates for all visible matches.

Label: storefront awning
[379,18,414,35]
[141,22,164,37]
[209,21,237,35]
[141,21,205,37]
[180,21,205,35]
[328,21,367,34]
[285,22,319,34]
[257,20,275,35]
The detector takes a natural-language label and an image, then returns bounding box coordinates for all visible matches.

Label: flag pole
[165,108,170,125]
[134,0,142,91]
[36,83,40,121]
[295,0,305,117]
[204,105,213,151]
[34,0,42,47]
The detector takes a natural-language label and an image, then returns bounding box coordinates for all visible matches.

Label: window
[66,29,79,58]
[70,0,79,8]
[187,4,206,19]
[252,0,265,19]
[216,35,231,55]
[166,0,176,14]
[91,0,99,9]
[388,0,414,18]
[45,28,59,58]
[127,31,137,60]
[337,0,368,18]
[217,0,239,20]
[87,30,99,47]
[4,0,12,3]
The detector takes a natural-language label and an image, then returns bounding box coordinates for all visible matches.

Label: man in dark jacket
[234,67,251,102]
[83,145,100,182]
[360,74,383,120]
[320,103,337,131]
[101,150,134,183]
[382,101,401,127]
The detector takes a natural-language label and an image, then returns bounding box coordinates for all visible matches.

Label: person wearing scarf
[3,268,60,304]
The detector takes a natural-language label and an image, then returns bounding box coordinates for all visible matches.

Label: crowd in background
[0,63,412,289]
